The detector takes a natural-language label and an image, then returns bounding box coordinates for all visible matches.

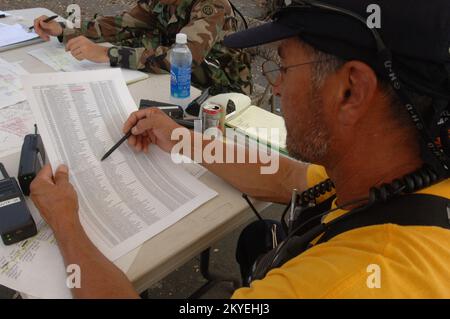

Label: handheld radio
[0,163,37,245]
[18,125,46,196]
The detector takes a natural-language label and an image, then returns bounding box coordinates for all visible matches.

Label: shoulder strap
[290,194,336,233]
[317,194,450,244]
[250,193,450,282]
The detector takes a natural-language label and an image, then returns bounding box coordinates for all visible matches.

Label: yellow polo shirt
[232,165,450,298]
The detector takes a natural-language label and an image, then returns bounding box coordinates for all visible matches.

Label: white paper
[0,58,29,109]
[0,69,211,297]
[0,199,72,299]
[22,69,217,261]
[0,101,35,157]
[0,23,38,48]
[0,141,206,300]
[226,105,287,150]
[174,155,208,178]
[28,43,149,85]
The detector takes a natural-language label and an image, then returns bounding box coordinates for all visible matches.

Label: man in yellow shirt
[29,0,450,298]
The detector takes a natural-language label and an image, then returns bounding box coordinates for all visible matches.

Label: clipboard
[0,22,44,53]
[0,37,44,53]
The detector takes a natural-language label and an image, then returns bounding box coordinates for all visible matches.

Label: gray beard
[286,91,330,163]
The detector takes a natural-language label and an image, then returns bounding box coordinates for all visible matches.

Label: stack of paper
[0,69,216,298]
[0,23,39,49]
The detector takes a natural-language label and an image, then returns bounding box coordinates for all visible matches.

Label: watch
[108,47,120,67]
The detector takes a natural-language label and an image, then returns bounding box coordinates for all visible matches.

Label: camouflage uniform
[62,0,252,94]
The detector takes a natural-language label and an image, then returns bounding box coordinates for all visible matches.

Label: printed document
[0,202,72,299]
[21,69,217,261]
[0,57,29,109]
[0,101,35,157]
[0,70,212,298]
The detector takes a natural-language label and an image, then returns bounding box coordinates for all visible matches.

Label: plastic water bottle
[170,33,193,110]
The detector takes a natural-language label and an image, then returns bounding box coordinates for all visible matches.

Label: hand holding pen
[101,108,187,161]
[31,15,61,40]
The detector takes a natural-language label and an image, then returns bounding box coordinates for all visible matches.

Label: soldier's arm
[109,0,232,72]
[62,1,157,43]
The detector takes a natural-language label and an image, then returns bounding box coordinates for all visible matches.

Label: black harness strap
[317,194,450,245]
[250,193,450,282]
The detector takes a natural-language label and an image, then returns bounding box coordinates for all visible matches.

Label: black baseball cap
[224,0,450,99]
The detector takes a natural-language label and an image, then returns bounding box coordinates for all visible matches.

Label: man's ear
[334,61,378,126]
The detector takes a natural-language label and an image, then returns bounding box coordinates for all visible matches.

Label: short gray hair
[305,43,433,132]
[310,49,345,89]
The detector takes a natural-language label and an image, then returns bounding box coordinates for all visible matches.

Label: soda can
[201,103,225,133]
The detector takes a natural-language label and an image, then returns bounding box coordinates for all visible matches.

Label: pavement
[0,0,282,299]
[0,0,269,22]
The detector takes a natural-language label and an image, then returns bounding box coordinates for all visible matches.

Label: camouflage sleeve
[181,0,232,68]
[62,0,157,43]
[110,0,232,73]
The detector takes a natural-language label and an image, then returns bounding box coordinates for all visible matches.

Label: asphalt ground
[0,0,270,19]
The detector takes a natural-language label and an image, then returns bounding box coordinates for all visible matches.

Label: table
[0,8,270,296]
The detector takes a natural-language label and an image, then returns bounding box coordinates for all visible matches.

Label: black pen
[101,131,132,162]
[29,15,58,31]
[101,118,195,161]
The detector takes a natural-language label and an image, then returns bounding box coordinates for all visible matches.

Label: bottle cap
[176,33,188,44]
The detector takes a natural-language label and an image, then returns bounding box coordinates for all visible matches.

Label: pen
[101,131,132,162]
[101,118,195,161]
[28,15,58,31]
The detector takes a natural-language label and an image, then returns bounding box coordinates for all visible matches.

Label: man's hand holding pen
[123,108,184,154]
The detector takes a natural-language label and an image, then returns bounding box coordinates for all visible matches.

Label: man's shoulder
[233,224,450,298]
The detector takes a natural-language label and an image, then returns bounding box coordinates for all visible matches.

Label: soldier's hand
[123,108,185,154]
[33,15,63,41]
[66,36,109,63]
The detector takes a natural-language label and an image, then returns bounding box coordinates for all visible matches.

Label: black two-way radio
[18,125,46,196]
[0,163,37,245]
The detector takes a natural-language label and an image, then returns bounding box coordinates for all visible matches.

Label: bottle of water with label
[170,33,192,110]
